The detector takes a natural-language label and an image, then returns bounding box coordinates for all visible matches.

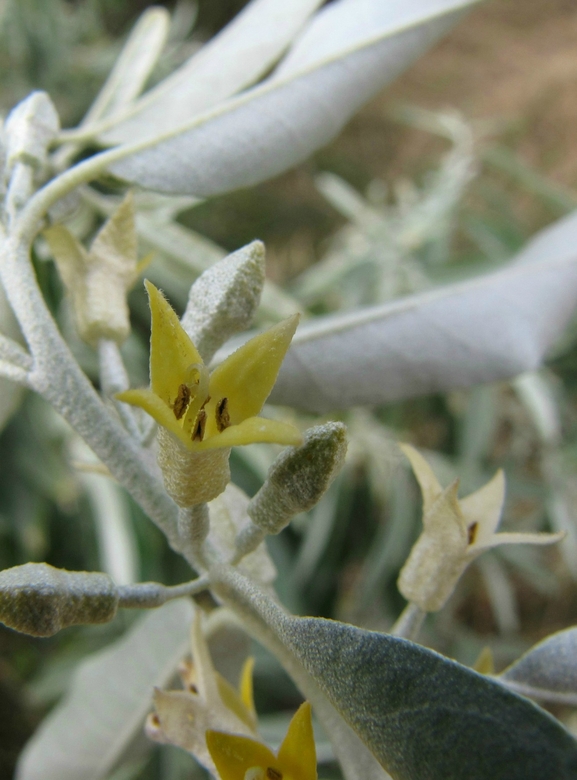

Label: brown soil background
[340,0,577,186]
[189,0,577,282]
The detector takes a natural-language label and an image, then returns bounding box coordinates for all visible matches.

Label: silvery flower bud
[248,422,347,535]
[0,563,119,637]
[4,91,59,174]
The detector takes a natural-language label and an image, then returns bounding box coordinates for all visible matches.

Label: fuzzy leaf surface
[16,599,193,780]
[268,211,577,411]
[273,615,577,780]
[108,0,478,194]
[100,0,324,144]
[499,627,577,707]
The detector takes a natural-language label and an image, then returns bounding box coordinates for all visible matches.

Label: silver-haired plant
[2,2,577,779]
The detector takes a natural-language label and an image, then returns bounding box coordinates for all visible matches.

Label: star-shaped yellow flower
[398,443,565,612]
[207,701,317,780]
[117,281,303,505]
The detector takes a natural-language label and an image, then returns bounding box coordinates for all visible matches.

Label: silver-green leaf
[17,599,193,780]
[99,0,324,144]
[108,0,478,195]
[499,627,577,707]
[81,6,170,126]
[268,211,577,411]
[275,616,577,780]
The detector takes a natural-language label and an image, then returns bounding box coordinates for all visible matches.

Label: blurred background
[1,0,577,777]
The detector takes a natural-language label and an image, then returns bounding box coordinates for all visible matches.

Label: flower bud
[181,241,266,363]
[0,563,119,637]
[247,422,347,535]
[4,91,59,174]
[45,193,147,346]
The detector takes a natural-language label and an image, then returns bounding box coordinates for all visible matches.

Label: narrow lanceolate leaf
[16,599,194,780]
[499,628,577,707]
[99,0,324,144]
[81,7,170,126]
[108,0,478,195]
[268,211,577,412]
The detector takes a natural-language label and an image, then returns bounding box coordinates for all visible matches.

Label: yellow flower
[117,281,302,505]
[147,610,259,775]
[207,701,317,780]
[398,443,565,612]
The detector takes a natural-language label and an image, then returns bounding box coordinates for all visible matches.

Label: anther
[216,397,231,432]
[192,409,207,441]
[172,384,191,420]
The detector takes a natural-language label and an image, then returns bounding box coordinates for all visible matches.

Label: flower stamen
[172,384,192,420]
[193,409,207,442]
[467,522,478,545]
[266,768,282,780]
[216,397,231,432]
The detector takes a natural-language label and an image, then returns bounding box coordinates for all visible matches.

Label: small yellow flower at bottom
[116,281,303,506]
[207,701,317,780]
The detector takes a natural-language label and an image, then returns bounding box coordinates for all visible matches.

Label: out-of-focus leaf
[81,472,139,586]
[499,628,577,707]
[16,599,194,780]
[108,0,478,195]
[477,554,519,635]
[0,280,25,430]
[99,0,324,144]
[82,7,171,126]
[268,211,577,412]
[274,616,577,779]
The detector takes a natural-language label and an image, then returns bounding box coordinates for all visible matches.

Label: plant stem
[391,601,426,641]
[98,338,143,440]
[0,227,180,552]
[0,333,33,369]
[0,359,30,385]
[178,504,211,572]
[117,575,210,608]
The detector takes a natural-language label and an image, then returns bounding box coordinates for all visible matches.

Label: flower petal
[154,689,214,769]
[190,610,220,704]
[240,657,256,719]
[146,280,203,404]
[207,314,299,427]
[191,417,303,451]
[216,672,257,732]
[207,730,278,780]
[115,387,190,446]
[277,702,317,780]
[459,469,505,546]
[397,480,468,612]
[399,443,444,521]
[470,530,566,555]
